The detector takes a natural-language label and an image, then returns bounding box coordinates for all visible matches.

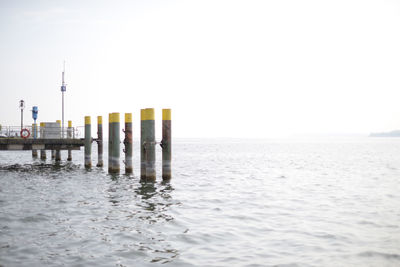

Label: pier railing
[0,125,83,139]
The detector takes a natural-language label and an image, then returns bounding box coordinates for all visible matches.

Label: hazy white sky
[0,0,399,138]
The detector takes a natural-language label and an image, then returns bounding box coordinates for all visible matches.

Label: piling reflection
[105,177,179,264]
[136,182,178,263]
[137,182,157,200]
[135,182,175,223]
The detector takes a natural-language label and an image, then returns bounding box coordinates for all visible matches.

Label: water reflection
[108,172,119,181]
[137,182,157,200]
[0,162,81,174]
[136,182,178,263]
[135,182,175,223]
[105,177,179,264]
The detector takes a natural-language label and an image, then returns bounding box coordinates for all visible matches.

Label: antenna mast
[61,61,67,138]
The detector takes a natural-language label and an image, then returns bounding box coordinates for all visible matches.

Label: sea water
[0,138,399,266]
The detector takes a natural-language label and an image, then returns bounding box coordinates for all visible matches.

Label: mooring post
[124,113,133,174]
[162,109,172,180]
[141,108,156,182]
[108,113,112,172]
[109,113,120,173]
[32,123,38,158]
[112,112,120,173]
[96,116,103,167]
[84,116,92,168]
[140,109,145,179]
[40,122,46,160]
[67,120,72,161]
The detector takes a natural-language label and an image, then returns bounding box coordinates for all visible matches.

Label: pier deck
[0,138,85,150]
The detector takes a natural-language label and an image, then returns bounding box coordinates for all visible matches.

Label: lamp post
[19,100,25,131]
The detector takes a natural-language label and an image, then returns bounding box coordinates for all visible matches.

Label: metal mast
[61,61,66,138]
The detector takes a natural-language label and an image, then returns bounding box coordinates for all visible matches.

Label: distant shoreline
[369,130,400,137]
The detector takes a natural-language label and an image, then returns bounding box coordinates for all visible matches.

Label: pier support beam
[67,120,72,161]
[52,120,61,160]
[40,149,46,160]
[55,149,61,162]
[96,116,103,167]
[141,108,156,182]
[124,113,133,174]
[84,116,91,168]
[162,109,171,181]
[108,113,120,173]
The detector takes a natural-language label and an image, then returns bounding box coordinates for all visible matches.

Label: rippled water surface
[1,138,400,266]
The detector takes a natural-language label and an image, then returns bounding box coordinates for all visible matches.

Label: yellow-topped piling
[141,108,155,121]
[162,109,171,120]
[96,116,103,167]
[124,113,133,174]
[162,109,172,180]
[125,113,132,123]
[110,113,120,123]
[108,113,112,171]
[67,120,72,161]
[109,113,120,173]
[84,116,92,168]
[141,108,156,182]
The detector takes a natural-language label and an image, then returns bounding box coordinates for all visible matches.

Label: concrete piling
[84,116,91,168]
[67,120,72,161]
[124,113,133,174]
[40,122,46,160]
[108,113,112,172]
[25,109,173,178]
[32,123,38,158]
[141,108,156,182]
[109,113,120,173]
[162,109,171,180]
[96,116,103,167]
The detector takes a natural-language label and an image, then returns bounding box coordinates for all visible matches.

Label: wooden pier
[0,138,84,151]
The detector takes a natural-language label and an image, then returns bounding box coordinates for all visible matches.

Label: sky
[0,0,399,138]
